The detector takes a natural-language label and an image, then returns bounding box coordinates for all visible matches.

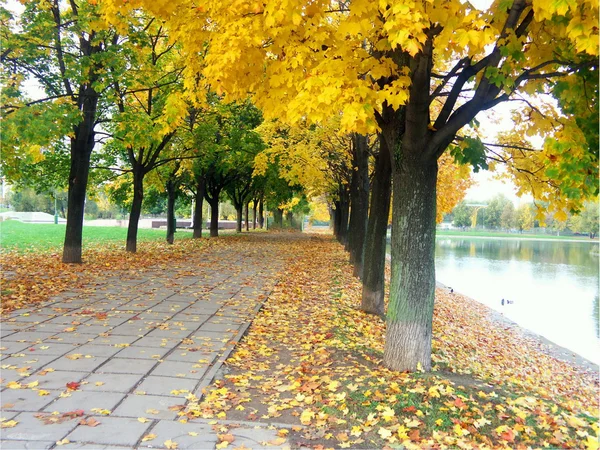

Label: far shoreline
[435,231,599,244]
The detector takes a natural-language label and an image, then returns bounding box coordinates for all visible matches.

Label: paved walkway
[1,236,293,449]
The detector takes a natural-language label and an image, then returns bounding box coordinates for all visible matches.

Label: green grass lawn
[0,220,197,252]
[436,229,597,241]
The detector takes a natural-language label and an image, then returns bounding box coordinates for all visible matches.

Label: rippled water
[434,238,600,364]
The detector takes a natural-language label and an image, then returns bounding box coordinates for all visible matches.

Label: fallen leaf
[56,439,70,446]
[142,434,157,442]
[164,439,178,449]
[0,420,18,428]
[66,382,80,391]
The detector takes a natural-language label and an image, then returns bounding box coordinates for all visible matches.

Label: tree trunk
[274,208,283,227]
[236,206,242,233]
[286,211,294,228]
[361,135,392,316]
[245,202,249,232]
[337,188,350,245]
[208,199,219,237]
[253,201,257,229]
[333,201,340,237]
[385,153,438,372]
[258,199,264,228]
[126,165,144,253]
[166,179,176,244]
[193,176,205,239]
[347,134,370,278]
[62,85,99,264]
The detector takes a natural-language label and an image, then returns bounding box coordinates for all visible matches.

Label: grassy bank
[436,229,597,241]
[0,220,196,252]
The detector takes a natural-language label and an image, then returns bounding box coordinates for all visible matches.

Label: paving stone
[42,335,96,345]
[1,354,61,374]
[105,324,149,336]
[22,370,87,390]
[71,325,114,335]
[2,332,57,343]
[0,439,56,449]
[1,412,79,442]
[97,358,156,375]
[111,394,180,420]
[144,328,191,339]
[134,376,198,397]
[149,361,209,380]
[88,335,140,346]
[48,355,107,373]
[24,342,78,356]
[115,346,169,360]
[79,373,142,393]
[43,391,124,414]
[130,337,180,348]
[71,344,123,358]
[0,389,59,412]
[0,342,31,356]
[64,416,152,446]
[139,420,217,449]
[163,350,218,364]
[61,443,131,449]
[1,322,35,332]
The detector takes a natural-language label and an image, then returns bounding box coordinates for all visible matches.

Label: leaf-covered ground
[1,232,598,448]
[0,238,219,315]
[185,235,599,449]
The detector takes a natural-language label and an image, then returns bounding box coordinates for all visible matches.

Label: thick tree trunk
[253,202,257,229]
[361,135,392,316]
[126,166,144,253]
[258,199,264,228]
[236,206,243,233]
[347,134,370,278]
[193,176,205,239]
[62,85,99,264]
[286,211,293,228]
[62,144,93,263]
[245,202,249,232]
[385,153,438,372]
[166,180,176,244]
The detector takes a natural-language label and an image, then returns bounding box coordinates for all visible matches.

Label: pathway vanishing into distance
[1,234,297,449]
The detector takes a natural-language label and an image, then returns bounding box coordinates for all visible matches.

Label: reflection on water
[434,238,600,364]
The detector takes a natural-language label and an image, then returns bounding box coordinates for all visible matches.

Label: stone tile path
[1,236,295,449]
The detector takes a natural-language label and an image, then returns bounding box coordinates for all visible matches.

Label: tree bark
[385,152,438,372]
[245,202,249,231]
[258,199,264,228]
[126,165,144,253]
[347,134,370,278]
[207,199,219,237]
[286,211,294,228]
[361,135,392,316]
[236,206,243,233]
[332,201,340,237]
[337,187,350,246]
[62,84,98,264]
[253,201,257,229]
[193,176,205,239]
[166,179,176,244]
[274,208,283,227]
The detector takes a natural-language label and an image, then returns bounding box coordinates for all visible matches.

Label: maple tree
[52,0,600,370]
[1,0,127,263]
[99,14,187,252]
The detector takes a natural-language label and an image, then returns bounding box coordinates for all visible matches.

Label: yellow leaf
[188,432,198,437]
[164,439,178,449]
[300,409,314,425]
[26,381,39,388]
[142,434,157,442]
[0,420,18,428]
[378,427,392,439]
[6,381,21,389]
[56,439,70,446]
[38,390,50,396]
[137,417,150,423]
[146,409,160,415]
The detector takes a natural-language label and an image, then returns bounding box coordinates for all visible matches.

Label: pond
[389,237,600,364]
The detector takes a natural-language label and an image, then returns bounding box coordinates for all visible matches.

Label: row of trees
[2,0,597,373]
[1,3,310,257]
